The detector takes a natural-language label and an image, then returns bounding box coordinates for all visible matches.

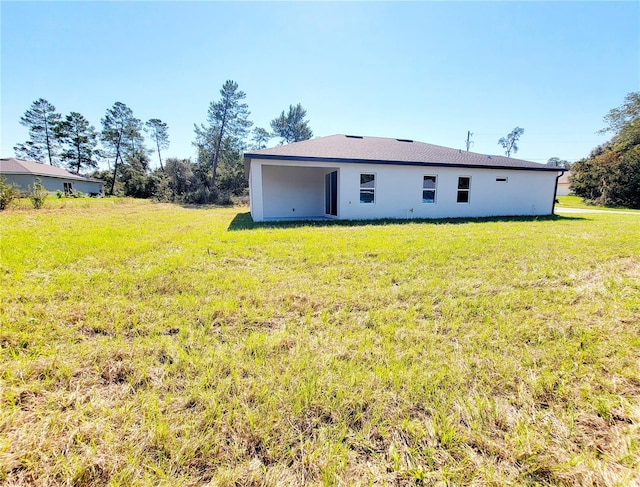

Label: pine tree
[101,102,143,195]
[14,98,61,165]
[497,127,525,157]
[270,103,313,144]
[195,80,252,189]
[55,112,99,174]
[145,119,170,170]
[251,127,272,150]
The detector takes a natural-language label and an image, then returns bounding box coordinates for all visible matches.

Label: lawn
[556,195,640,212]
[1,199,639,486]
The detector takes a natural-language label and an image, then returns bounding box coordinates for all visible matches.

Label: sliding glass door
[324,171,338,216]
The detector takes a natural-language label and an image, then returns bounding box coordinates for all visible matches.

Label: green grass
[557,195,640,212]
[1,199,639,486]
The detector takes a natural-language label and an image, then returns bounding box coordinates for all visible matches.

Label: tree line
[570,92,639,208]
[13,80,313,202]
[16,86,638,209]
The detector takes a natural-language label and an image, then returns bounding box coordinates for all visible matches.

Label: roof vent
[396,138,413,143]
[487,155,492,159]
[345,135,363,139]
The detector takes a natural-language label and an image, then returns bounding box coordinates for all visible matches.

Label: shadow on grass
[227,212,586,231]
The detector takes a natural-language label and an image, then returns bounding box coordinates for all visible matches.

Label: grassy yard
[556,195,640,212]
[1,199,639,486]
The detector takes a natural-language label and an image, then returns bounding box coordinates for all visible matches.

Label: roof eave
[244,153,563,172]
[1,171,105,183]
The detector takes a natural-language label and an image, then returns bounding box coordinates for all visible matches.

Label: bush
[183,186,217,205]
[216,191,233,206]
[0,177,20,210]
[56,189,64,198]
[30,178,48,209]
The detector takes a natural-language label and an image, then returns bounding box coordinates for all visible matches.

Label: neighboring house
[0,158,104,196]
[244,134,565,222]
[556,171,572,196]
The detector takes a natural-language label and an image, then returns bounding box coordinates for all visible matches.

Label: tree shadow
[227,212,586,231]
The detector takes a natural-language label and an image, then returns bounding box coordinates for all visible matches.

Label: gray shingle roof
[0,158,104,183]
[245,134,559,171]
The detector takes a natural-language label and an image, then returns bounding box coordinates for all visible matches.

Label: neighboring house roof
[245,134,561,172]
[0,158,104,184]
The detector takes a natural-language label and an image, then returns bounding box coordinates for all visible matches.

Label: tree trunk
[109,134,123,196]
[211,118,227,191]
[75,128,82,174]
[44,115,54,165]
[156,136,163,171]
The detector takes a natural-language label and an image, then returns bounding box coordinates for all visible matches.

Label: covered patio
[252,164,339,221]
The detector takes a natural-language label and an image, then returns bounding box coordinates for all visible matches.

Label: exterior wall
[556,171,572,196]
[248,163,264,222]
[2,174,104,195]
[249,158,561,221]
[556,182,571,196]
[1,174,38,193]
[338,164,558,220]
[71,179,104,195]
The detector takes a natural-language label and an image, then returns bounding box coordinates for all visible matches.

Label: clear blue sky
[2,1,638,169]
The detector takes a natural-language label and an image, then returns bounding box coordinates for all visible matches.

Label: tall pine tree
[101,102,143,195]
[145,119,170,171]
[195,80,252,189]
[14,98,61,165]
[55,112,99,174]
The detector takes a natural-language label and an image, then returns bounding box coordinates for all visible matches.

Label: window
[63,182,73,195]
[422,176,437,203]
[457,177,470,203]
[360,173,375,203]
[496,177,508,182]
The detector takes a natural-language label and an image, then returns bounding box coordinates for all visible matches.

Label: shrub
[216,190,233,206]
[30,178,48,209]
[184,186,217,205]
[56,190,64,199]
[0,176,20,210]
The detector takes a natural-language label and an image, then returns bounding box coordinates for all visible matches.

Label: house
[556,171,572,196]
[0,158,105,196]
[244,135,565,222]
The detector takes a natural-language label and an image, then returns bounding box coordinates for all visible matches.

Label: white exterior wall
[1,174,104,195]
[249,158,560,221]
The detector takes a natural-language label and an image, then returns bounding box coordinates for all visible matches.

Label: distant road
[556,207,640,215]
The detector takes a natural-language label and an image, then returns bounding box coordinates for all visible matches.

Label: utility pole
[465,131,474,151]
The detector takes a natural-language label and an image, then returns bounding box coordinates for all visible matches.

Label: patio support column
[249,161,264,222]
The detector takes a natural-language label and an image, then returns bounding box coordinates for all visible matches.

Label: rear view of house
[244,135,564,222]
[0,158,104,196]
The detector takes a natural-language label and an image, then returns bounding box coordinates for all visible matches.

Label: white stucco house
[244,135,565,222]
[0,158,105,196]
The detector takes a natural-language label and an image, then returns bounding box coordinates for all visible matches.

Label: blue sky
[1,1,638,169]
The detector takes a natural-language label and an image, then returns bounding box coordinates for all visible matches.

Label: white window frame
[360,173,376,204]
[457,176,471,204]
[422,175,437,204]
